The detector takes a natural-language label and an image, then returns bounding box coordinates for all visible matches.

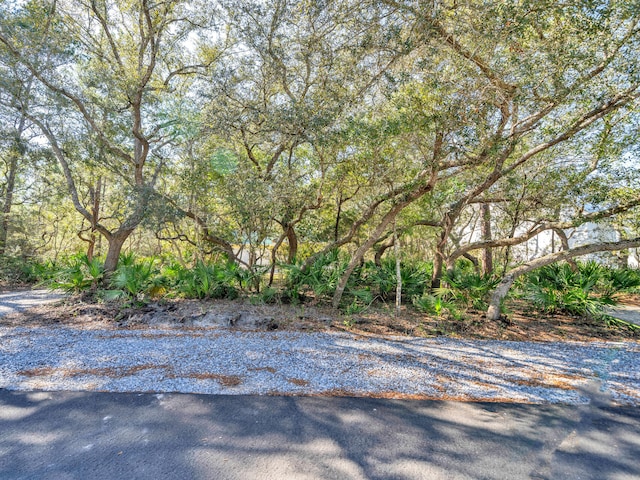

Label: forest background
[1,0,640,328]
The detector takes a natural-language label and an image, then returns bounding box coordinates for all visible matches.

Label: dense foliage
[1,0,640,322]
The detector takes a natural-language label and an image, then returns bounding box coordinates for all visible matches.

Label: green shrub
[418,295,465,321]
[282,253,433,306]
[109,257,163,298]
[412,294,458,318]
[223,261,268,292]
[0,255,57,285]
[341,288,374,314]
[283,249,349,300]
[172,261,239,299]
[28,259,60,283]
[252,286,279,304]
[600,267,640,297]
[520,261,618,318]
[440,269,499,311]
[358,258,431,300]
[49,253,104,293]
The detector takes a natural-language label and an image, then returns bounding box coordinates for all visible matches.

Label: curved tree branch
[487,237,640,320]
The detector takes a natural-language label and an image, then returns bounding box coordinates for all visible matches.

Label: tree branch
[487,237,640,320]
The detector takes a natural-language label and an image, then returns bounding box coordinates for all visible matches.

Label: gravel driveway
[1,289,639,405]
[1,326,638,405]
[0,289,65,317]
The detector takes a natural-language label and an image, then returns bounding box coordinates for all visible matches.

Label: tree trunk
[374,238,394,267]
[486,275,516,321]
[394,220,402,316]
[86,177,102,261]
[0,117,26,255]
[613,227,629,268]
[463,253,480,274]
[86,238,95,261]
[286,224,298,264]
[334,195,342,242]
[617,250,629,269]
[331,171,439,308]
[0,152,17,255]
[552,228,578,271]
[332,202,407,308]
[480,203,493,276]
[431,252,444,289]
[486,237,640,320]
[431,211,456,289]
[268,232,287,287]
[103,230,133,274]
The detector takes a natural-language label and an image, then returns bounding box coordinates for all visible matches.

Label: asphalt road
[1,390,639,480]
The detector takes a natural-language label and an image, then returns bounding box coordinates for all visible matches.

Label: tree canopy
[1,0,639,315]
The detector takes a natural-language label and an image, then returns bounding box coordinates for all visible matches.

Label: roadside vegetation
[2,252,639,335]
[1,1,640,337]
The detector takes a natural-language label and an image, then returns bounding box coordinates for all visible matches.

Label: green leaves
[210,148,238,176]
[49,253,104,293]
[518,261,636,319]
[110,259,161,298]
[283,249,347,300]
[169,261,239,300]
[441,270,500,312]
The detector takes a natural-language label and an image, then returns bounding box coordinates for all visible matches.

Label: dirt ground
[1,291,638,343]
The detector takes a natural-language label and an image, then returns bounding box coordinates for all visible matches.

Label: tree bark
[302,169,437,273]
[446,196,640,270]
[432,250,445,289]
[0,151,17,255]
[432,208,458,289]
[374,238,394,267]
[334,195,342,242]
[103,230,133,274]
[86,177,102,261]
[480,203,493,275]
[332,202,407,308]
[486,237,640,320]
[463,253,480,274]
[268,231,287,287]
[394,220,402,315]
[0,115,27,255]
[286,224,298,264]
[332,166,439,308]
[552,228,578,271]
[180,209,238,264]
[432,215,455,288]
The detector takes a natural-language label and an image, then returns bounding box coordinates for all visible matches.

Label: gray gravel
[0,289,65,317]
[1,326,638,405]
[607,305,640,326]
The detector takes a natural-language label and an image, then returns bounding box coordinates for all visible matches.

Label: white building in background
[459,203,639,269]
[511,222,639,268]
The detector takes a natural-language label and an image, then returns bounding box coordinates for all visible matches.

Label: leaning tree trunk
[332,202,408,308]
[331,171,439,308]
[268,232,287,287]
[374,238,394,267]
[431,211,457,289]
[552,228,578,271]
[486,237,640,320]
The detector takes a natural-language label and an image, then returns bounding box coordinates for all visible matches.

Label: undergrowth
[3,252,639,333]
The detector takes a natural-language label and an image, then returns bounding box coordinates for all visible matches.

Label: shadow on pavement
[1,390,639,479]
